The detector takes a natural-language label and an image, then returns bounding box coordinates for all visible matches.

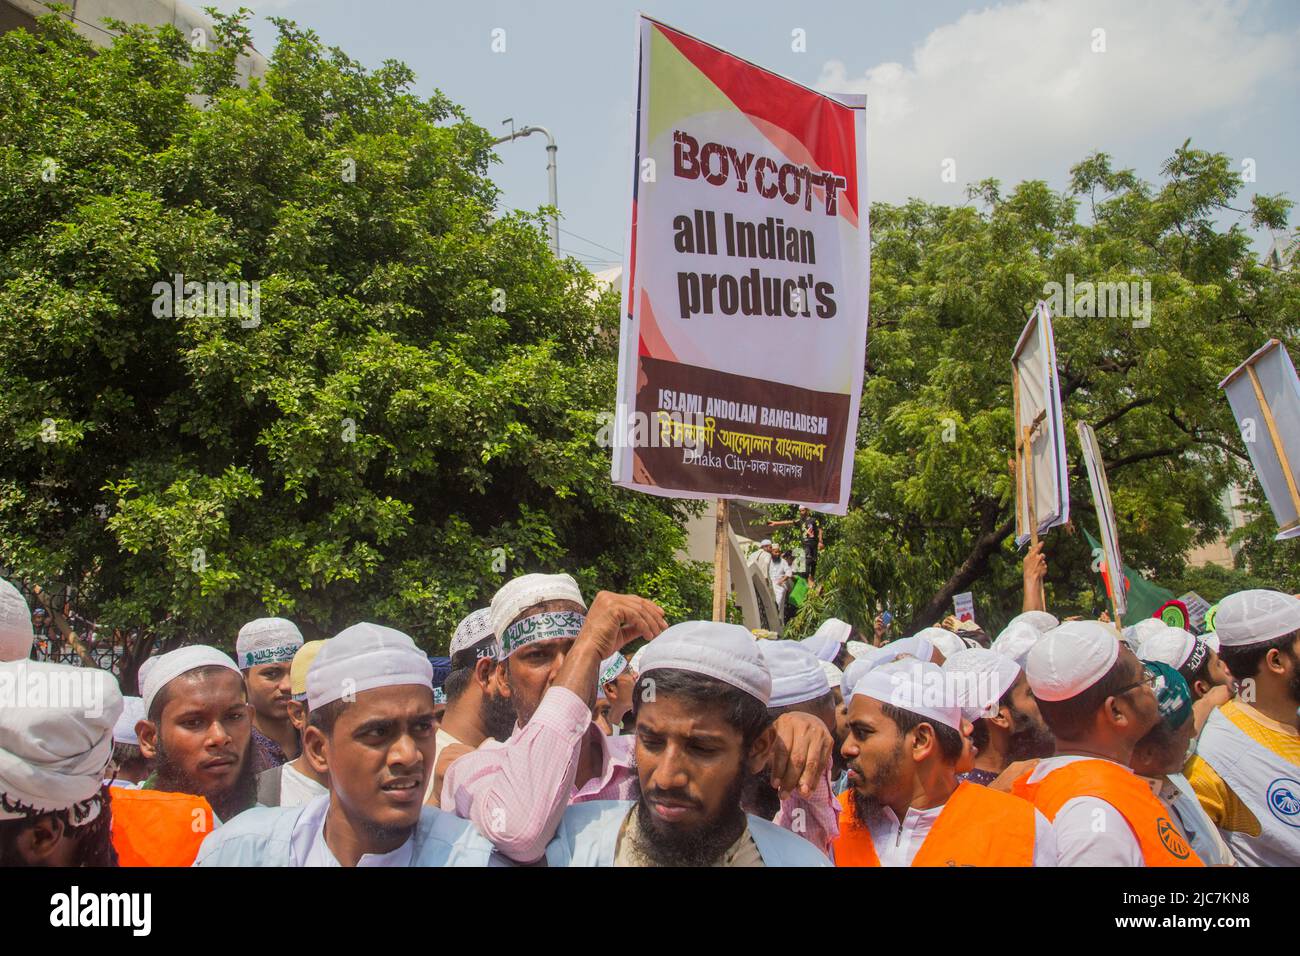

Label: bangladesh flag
[1082,528,1175,623]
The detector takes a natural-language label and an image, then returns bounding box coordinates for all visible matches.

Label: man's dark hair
[0,787,118,867]
[307,698,351,736]
[442,666,474,705]
[1218,630,1299,682]
[147,664,247,723]
[1035,655,1134,740]
[109,742,151,781]
[968,684,1017,752]
[768,690,835,723]
[632,669,771,749]
[879,702,964,763]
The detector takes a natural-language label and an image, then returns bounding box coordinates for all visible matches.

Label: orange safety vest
[1012,758,1204,867]
[109,787,217,867]
[833,781,1037,866]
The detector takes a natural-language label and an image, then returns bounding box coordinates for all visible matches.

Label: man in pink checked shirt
[439,572,839,864]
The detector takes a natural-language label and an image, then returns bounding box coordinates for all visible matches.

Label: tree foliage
[787,145,1298,637]
[0,12,709,680]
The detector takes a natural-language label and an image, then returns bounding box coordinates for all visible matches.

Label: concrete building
[1,0,267,82]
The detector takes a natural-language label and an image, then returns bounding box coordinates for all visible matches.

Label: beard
[847,740,905,826]
[480,690,518,743]
[740,768,781,821]
[1007,708,1057,762]
[631,770,748,867]
[154,739,258,822]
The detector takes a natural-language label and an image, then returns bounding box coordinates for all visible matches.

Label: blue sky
[210,0,1300,268]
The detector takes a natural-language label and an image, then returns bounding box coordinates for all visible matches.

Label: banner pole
[712,498,729,622]
[1022,424,1046,608]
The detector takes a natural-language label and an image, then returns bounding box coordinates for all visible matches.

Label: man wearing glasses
[1010,621,1205,866]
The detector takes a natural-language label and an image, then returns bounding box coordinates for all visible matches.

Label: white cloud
[817,0,1299,204]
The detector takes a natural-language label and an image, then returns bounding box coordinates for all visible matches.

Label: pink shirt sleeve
[773,769,839,855]
[439,685,592,863]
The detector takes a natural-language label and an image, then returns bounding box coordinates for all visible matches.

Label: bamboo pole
[711,498,729,622]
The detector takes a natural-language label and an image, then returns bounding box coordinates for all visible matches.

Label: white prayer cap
[916,626,965,660]
[113,696,146,746]
[1214,589,1300,648]
[881,634,937,664]
[820,659,843,691]
[1025,621,1120,702]
[850,660,962,732]
[236,617,304,669]
[0,578,34,662]
[1123,617,1167,650]
[142,645,242,718]
[840,657,870,698]
[450,608,496,658]
[629,644,648,676]
[1138,627,1200,671]
[942,648,1021,722]
[1008,610,1059,634]
[802,618,852,662]
[307,622,433,711]
[489,573,586,645]
[992,621,1041,669]
[136,656,158,688]
[759,539,773,548]
[1202,631,1220,653]
[0,659,122,823]
[759,640,831,708]
[845,640,872,661]
[599,652,629,688]
[637,621,772,705]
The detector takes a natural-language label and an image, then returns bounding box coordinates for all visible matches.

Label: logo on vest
[1155,817,1190,859]
[1266,777,1300,828]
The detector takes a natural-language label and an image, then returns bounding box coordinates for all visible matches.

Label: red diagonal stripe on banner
[655,21,860,220]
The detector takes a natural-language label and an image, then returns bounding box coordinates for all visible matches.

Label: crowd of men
[1,548,1297,867]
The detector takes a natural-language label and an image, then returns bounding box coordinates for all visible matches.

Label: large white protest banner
[1012,302,1070,546]
[1078,421,1126,619]
[610,16,869,514]
[1220,339,1300,541]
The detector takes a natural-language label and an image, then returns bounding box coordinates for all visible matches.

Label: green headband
[500,610,585,658]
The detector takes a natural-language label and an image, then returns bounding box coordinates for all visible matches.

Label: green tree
[788,145,1298,638]
[0,11,708,686]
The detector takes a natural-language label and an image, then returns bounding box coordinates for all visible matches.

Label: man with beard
[256,640,329,807]
[1186,589,1300,866]
[0,659,123,866]
[442,574,836,863]
[439,575,665,861]
[1012,622,1203,866]
[110,646,252,866]
[237,617,305,772]
[943,647,1055,786]
[544,622,830,866]
[195,623,494,866]
[424,608,516,807]
[1130,661,1235,865]
[834,660,1053,866]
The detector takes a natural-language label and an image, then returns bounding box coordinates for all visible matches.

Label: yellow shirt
[1185,699,1300,836]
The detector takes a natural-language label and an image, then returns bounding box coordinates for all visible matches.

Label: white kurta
[278,761,328,808]
[288,794,415,867]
